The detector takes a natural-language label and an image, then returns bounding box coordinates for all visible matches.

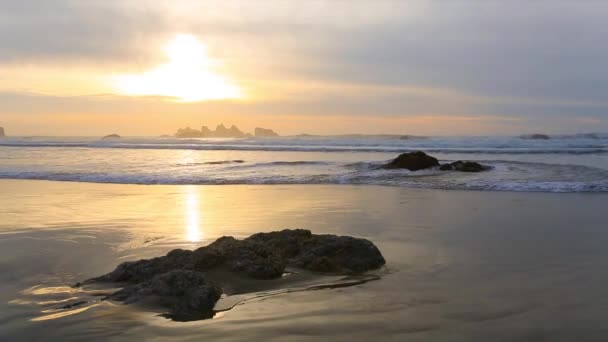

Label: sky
[1,0,607,136]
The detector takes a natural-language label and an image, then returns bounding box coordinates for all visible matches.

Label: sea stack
[0,127,4,137]
[254,127,279,137]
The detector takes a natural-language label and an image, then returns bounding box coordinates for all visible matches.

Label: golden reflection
[31,304,100,322]
[185,186,202,242]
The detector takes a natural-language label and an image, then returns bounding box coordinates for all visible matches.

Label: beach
[2,179,608,341]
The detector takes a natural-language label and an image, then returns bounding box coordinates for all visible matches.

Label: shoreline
[3,178,608,195]
[2,180,608,340]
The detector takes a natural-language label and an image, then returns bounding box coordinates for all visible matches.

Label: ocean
[1,135,608,192]
[2,136,608,340]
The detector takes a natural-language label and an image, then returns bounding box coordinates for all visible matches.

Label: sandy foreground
[1,180,607,341]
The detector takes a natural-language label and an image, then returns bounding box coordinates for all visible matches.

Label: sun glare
[113,34,241,102]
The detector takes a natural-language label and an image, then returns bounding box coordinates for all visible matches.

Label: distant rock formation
[398,135,427,140]
[521,133,550,140]
[174,124,273,138]
[201,126,213,137]
[216,124,248,138]
[102,134,121,140]
[0,127,4,137]
[254,127,279,137]
[175,127,204,138]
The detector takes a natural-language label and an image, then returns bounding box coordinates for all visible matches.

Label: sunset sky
[1,1,607,136]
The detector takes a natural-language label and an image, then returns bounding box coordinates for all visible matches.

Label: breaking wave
[0,136,607,155]
[1,159,608,192]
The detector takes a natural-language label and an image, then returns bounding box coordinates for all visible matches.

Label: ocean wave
[2,160,608,193]
[1,141,606,155]
[231,161,332,168]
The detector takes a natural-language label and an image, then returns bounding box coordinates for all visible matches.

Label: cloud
[0,0,169,65]
[0,0,607,134]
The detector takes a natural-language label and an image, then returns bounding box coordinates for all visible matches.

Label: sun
[113,34,241,102]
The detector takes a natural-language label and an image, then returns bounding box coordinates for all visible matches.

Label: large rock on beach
[108,270,222,320]
[84,229,385,320]
[383,151,440,171]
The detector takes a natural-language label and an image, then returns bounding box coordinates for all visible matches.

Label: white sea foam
[0,136,607,154]
[1,136,608,192]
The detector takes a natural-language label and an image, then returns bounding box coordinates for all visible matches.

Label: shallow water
[1,180,608,341]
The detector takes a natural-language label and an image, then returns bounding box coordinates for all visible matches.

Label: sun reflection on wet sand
[185,186,202,243]
[31,303,101,322]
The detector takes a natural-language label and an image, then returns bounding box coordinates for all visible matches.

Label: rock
[213,124,248,138]
[451,161,488,172]
[576,133,600,139]
[228,125,247,138]
[440,161,490,172]
[290,234,386,273]
[254,127,279,137]
[439,163,453,171]
[176,124,248,138]
[0,127,4,137]
[102,134,121,140]
[108,270,222,321]
[84,229,384,320]
[175,127,203,138]
[383,151,440,171]
[398,135,427,140]
[521,133,550,140]
[214,124,229,136]
[201,126,213,137]
[90,229,385,285]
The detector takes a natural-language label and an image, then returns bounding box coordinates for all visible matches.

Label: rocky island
[254,127,279,137]
[102,134,121,140]
[79,229,385,321]
[174,124,280,138]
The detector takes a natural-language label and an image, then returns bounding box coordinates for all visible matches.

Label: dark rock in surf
[520,133,550,140]
[398,135,427,140]
[83,229,385,320]
[383,151,440,171]
[440,161,491,172]
[439,163,453,171]
[451,161,489,172]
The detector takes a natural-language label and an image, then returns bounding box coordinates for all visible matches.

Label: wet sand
[1,180,608,341]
